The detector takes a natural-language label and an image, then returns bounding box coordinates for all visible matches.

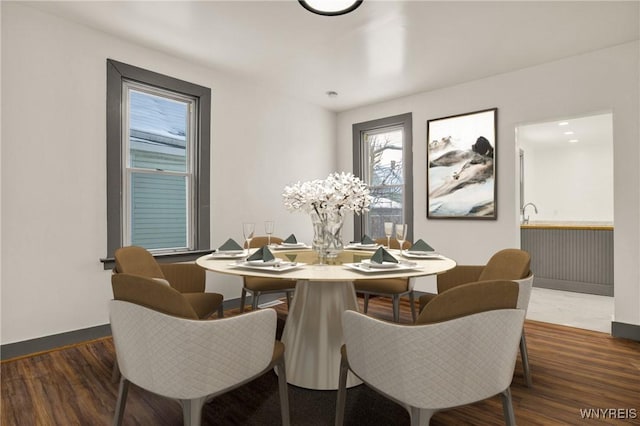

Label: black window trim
[102,59,211,269]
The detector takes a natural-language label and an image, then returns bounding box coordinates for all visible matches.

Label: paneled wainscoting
[521,225,614,296]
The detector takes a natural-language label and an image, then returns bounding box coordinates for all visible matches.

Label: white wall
[337,42,640,327]
[1,3,336,344]
[0,3,3,343]
[521,143,614,222]
[518,113,614,223]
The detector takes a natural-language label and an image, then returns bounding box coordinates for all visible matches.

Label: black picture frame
[426,108,497,219]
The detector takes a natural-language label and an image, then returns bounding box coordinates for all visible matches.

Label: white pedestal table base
[281,279,361,390]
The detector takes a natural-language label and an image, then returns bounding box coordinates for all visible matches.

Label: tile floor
[527,287,614,334]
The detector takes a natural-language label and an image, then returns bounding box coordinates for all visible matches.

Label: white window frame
[121,82,197,253]
[352,113,413,242]
[361,125,405,235]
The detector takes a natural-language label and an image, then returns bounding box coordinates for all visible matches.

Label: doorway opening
[515,112,614,331]
[517,112,613,223]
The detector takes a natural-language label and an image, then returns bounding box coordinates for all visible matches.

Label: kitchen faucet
[521,202,538,224]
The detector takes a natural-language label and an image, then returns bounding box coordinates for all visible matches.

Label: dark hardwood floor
[2,297,639,425]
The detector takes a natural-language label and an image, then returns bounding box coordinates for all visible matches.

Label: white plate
[232,262,305,272]
[246,259,282,267]
[272,243,310,250]
[345,243,380,250]
[403,251,443,259]
[361,259,399,269]
[344,262,422,273]
[281,242,306,247]
[210,251,246,259]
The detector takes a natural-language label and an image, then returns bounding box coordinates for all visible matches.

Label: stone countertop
[520,221,613,230]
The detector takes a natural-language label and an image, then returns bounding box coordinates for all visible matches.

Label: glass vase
[311,210,344,262]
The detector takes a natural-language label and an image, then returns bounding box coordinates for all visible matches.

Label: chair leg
[113,378,130,426]
[520,331,532,387]
[240,288,248,313]
[408,291,417,323]
[252,291,261,311]
[500,388,516,426]
[182,397,206,426]
[217,304,224,318]
[410,406,434,426]
[392,295,400,322]
[335,354,350,426]
[111,358,121,384]
[285,291,292,309]
[363,294,370,313]
[274,357,291,426]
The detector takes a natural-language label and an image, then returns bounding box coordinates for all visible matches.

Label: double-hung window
[123,83,195,250]
[105,60,211,265]
[353,113,413,242]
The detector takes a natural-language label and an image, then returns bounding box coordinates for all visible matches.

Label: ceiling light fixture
[569,139,579,143]
[299,0,363,16]
[558,121,569,126]
[564,131,574,135]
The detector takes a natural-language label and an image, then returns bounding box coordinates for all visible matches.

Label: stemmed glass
[265,220,275,246]
[395,223,408,256]
[384,222,393,248]
[242,222,255,255]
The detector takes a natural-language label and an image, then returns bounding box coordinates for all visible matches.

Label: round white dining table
[196,248,456,390]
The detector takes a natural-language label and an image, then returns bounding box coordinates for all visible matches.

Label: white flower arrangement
[282,172,372,216]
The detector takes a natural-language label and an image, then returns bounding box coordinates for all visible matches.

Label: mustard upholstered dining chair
[353,238,414,322]
[114,245,224,319]
[241,236,297,312]
[336,280,524,426]
[110,297,290,426]
[417,248,531,310]
[112,273,206,320]
[417,248,534,387]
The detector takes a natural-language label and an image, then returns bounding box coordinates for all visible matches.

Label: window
[353,113,413,242]
[123,84,195,250]
[105,60,211,264]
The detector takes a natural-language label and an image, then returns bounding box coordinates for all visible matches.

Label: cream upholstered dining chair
[418,248,534,387]
[513,272,535,387]
[109,253,224,384]
[114,245,224,319]
[353,238,415,322]
[241,236,297,312]
[336,280,524,426]
[110,298,290,426]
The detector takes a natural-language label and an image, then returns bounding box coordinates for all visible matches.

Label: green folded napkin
[361,234,375,244]
[284,234,298,244]
[285,254,298,262]
[218,238,243,251]
[410,239,435,252]
[370,247,398,264]
[247,245,275,262]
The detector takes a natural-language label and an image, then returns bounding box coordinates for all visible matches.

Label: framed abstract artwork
[426,108,497,219]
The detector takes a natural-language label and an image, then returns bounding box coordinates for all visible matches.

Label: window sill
[100,249,213,270]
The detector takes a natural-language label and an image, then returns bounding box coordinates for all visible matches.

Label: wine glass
[242,222,255,255]
[395,223,408,256]
[384,222,393,248]
[264,220,275,246]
